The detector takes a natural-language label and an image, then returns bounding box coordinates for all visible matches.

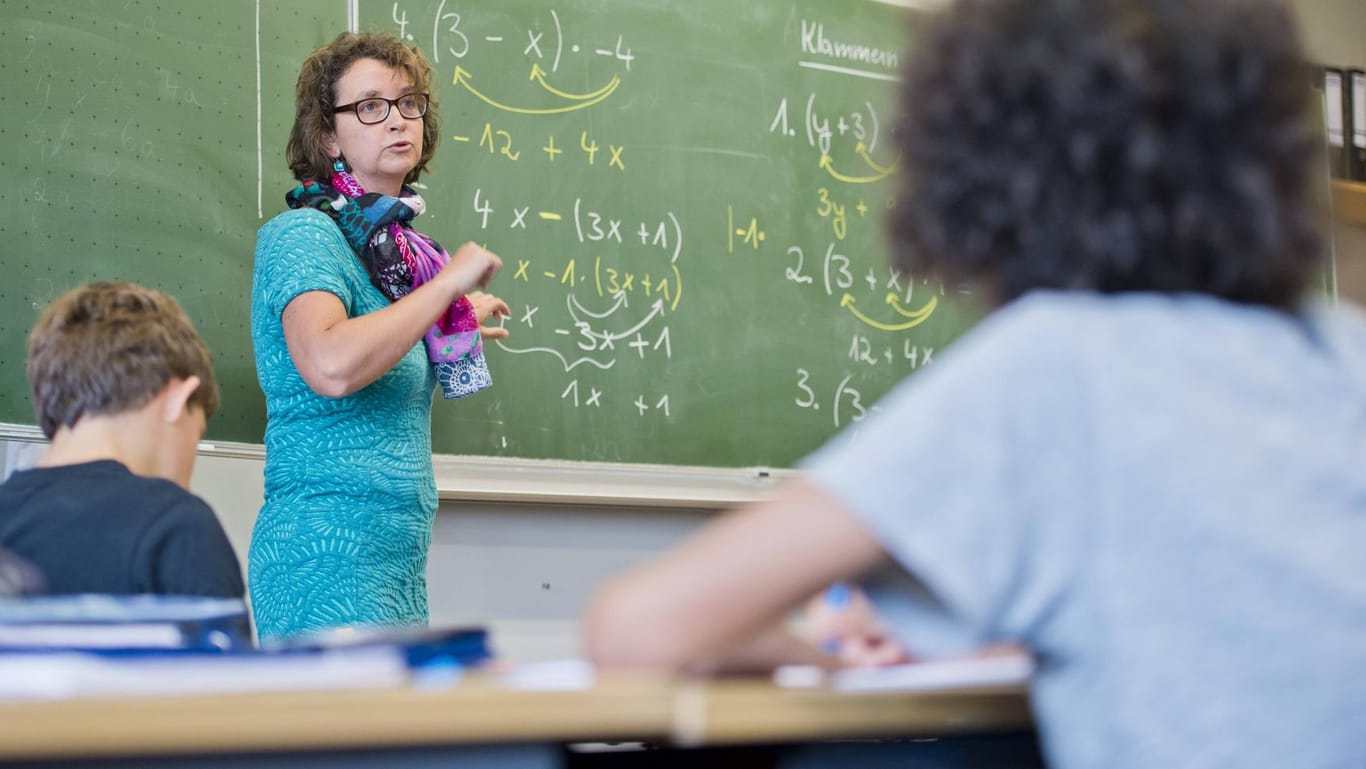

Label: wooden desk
[675,680,1032,745]
[0,676,1035,768]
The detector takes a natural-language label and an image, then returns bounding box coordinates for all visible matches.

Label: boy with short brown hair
[0,281,243,598]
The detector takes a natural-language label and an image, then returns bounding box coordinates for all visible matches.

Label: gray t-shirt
[803,291,1366,769]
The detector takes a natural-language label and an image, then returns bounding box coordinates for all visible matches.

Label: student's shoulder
[984,290,1207,350]
[2,462,209,523]
[991,291,1133,333]
[151,494,226,544]
[0,471,28,511]
[3,460,133,491]
[126,476,214,519]
[99,464,208,510]
[120,475,223,543]
[940,291,1106,372]
[918,292,1166,401]
[59,462,209,515]
[0,464,92,517]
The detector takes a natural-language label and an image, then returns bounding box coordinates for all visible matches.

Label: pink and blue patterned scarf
[286,171,491,399]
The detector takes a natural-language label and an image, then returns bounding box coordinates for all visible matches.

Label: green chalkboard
[0,0,984,468]
[0,0,345,443]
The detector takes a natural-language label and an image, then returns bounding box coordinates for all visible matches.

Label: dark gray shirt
[0,460,243,598]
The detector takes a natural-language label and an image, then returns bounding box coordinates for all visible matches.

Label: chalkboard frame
[0,420,785,507]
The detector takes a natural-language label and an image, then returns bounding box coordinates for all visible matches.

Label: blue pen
[824,582,853,609]
[820,582,853,653]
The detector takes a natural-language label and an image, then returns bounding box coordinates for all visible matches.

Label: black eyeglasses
[332,93,429,125]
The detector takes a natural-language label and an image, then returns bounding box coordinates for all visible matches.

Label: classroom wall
[199,459,708,660]
[428,501,706,659]
[1294,0,1366,67]
[1293,0,1366,307]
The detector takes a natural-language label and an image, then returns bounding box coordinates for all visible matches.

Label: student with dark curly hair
[250,32,510,641]
[586,0,1366,766]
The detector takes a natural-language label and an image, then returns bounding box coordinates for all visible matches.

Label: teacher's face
[325,58,424,197]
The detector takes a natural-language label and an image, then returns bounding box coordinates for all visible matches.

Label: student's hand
[801,583,911,668]
[440,242,502,297]
[468,290,511,340]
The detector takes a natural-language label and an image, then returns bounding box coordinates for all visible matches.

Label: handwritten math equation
[747,38,958,435]
[469,187,683,421]
[383,4,952,448]
[390,2,633,70]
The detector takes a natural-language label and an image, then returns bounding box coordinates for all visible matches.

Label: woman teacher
[250,31,509,641]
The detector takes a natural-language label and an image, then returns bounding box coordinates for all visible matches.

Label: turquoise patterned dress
[248,208,437,642]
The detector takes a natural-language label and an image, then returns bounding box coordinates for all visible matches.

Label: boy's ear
[160,376,202,423]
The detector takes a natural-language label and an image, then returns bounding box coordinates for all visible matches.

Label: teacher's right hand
[467,290,511,340]
[440,242,503,297]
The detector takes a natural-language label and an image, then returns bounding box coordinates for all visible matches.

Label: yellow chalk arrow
[818,152,894,184]
[453,65,620,115]
[840,292,937,331]
[529,63,618,102]
[885,291,937,322]
[855,142,900,176]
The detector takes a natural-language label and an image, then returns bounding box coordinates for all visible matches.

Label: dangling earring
[332,158,345,173]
